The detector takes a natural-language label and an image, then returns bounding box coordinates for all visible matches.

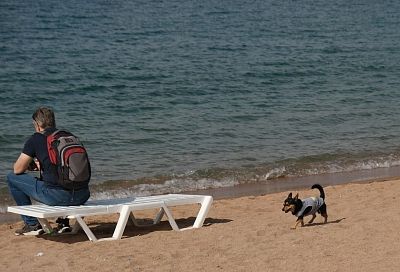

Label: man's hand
[27,159,39,171]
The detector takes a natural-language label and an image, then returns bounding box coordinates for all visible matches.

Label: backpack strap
[37,128,59,180]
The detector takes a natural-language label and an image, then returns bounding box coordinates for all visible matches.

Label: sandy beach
[1,178,400,272]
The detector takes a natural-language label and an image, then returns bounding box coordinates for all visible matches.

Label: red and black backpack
[44,130,91,190]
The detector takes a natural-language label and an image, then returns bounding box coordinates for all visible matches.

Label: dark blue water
[1,0,400,204]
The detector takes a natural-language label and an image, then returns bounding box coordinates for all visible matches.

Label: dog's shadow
[303,217,346,227]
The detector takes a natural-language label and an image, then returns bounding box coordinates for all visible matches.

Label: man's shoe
[57,225,72,234]
[56,217,72,233]
[15,223,44,236]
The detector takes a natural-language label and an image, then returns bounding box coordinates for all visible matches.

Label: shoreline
[187,164,400,199]
[2,165,400,225]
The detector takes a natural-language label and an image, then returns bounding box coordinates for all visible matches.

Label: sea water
[1,0,400,208]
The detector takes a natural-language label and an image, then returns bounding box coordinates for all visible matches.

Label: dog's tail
[311,184,325,199]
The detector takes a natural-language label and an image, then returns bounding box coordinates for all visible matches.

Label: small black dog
[282,184,328,229]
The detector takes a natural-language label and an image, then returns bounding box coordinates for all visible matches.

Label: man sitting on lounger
[6,106,90,235]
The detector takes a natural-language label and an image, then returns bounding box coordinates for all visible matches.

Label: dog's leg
[321,204,328,224]
[291,219,304,229]
[322,213,328,224]
[308,214,316,224]
[317,204,328,224]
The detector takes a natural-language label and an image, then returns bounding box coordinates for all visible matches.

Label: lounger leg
[154,208,165,224]
[129,208,165,227]
[128,213,150,227]
[128,213,139,226]
[161,204,179,231]
[193,196,213,228]
[37,218,54,234]
[68,217,82,234]
[111,205,131,240]
[74,216,98,242]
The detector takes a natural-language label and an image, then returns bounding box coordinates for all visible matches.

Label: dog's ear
[288,192,292,198]
[294,193,299,200]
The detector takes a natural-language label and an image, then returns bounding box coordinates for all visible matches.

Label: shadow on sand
[303,217,346,228]
[37,217,233,244]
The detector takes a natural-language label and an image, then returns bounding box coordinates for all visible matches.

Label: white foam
[90,177,239,200]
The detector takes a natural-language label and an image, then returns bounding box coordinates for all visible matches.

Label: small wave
[263,166,287,180]
[90,177,239,199]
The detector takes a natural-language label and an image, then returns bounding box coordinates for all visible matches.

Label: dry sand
[1,178,400,272]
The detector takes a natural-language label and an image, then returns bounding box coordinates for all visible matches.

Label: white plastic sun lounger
[7,194,213,242]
